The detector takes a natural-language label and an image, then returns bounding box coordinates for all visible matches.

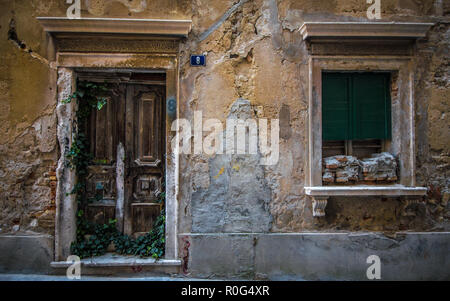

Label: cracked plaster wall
[178,0,450,235]
[0,0,448,240]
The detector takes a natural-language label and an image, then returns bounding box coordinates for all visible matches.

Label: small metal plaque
[190,55,206,66]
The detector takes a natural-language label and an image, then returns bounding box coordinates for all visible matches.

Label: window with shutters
[322,72,391,158]
[301,22,431,216]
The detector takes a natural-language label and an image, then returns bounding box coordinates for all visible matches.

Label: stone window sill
[305,185,427,217]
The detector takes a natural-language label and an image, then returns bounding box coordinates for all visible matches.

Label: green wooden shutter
[352,73,391,140]
[322,73,351,141]
[322,72,391,141]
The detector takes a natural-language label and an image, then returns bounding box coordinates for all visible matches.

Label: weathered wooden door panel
[132,203,161,236]
[85,84,124,225]
[124,84,165,235]
[85,203,116,225]
[88,84,126,163]
[84,82,165,237]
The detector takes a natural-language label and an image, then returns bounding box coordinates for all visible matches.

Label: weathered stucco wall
[0,0,448,276]
[0,0,188,235]
[178,0,450,235]
[0,0,58,236]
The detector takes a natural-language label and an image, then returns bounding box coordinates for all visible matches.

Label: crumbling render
[7,18,54,68]
[199,0,250,41]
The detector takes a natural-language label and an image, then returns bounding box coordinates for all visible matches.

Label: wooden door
[84,83,165,237]
[124,84,165,236]
[85,83,125,226]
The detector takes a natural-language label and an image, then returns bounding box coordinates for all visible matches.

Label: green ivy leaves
[70,213,166,259]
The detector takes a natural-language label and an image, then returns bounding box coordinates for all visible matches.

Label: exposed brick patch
[181,236,190,274]
[323,153,398,185]
[47,164,57,206]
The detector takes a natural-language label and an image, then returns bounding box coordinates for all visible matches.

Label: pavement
[0,274,213,281]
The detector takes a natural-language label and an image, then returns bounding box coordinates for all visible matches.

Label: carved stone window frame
[38,17,191,262]
[300,22,433,216]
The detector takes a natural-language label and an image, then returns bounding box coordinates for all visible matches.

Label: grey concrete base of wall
[1,232,449,280]
[184,232,450,280]
[0,235,54,274]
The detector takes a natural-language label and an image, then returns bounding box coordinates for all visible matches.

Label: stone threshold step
[51,253,181,268]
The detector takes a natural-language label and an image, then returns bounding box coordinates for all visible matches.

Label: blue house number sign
[190,55,206,67]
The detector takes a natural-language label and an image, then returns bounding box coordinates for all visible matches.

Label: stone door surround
[37,17,191,262]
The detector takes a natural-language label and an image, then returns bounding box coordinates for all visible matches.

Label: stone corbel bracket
[311,196,329,217]
[402,196,426,205]
[401,196,426,215]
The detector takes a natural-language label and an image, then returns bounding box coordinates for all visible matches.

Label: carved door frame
[52,38,181,261]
